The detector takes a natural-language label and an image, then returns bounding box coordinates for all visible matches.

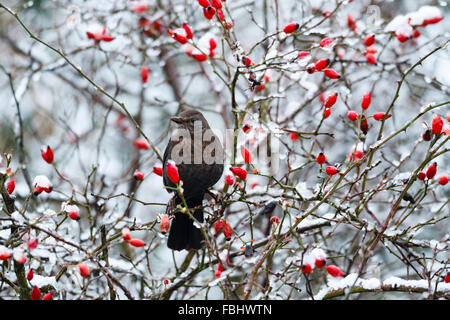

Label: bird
[163,109,224,251]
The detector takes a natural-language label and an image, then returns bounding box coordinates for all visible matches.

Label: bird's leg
[165,193,178,216]
[205,190,219,202]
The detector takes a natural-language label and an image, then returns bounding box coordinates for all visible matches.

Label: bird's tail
[167,193,204,251]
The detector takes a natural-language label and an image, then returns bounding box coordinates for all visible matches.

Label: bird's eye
[190,118,196,123]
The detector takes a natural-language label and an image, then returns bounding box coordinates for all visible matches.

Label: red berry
[133,170,145,181]
[324,92,338,108]
[216,9,224,21]
[242,56,252,67]
[364,35,375,46]
[323,107,331,119]
[129,238,146,247]
[152,166,163,176]
[270,216,280,224]
[256,83,265,92]
[222,222,233,241]
[365,45,377,54]
[172,32,188,44]
[27,238,38,250]
[316,152,326,165]
[224,174,234,186]
[301,263,312,274]
[437,176,449,186]
[6,179,15,194]
[86,27,115,42]
[166,162,180,184]
[182,23,193,39]
[325,166,338,175]
[323,69,341,79]
[160,215,170,234]
[326,265,345,277]
[283,23,299,34]
[31,287,41,300]
[209,38,217,50]
[315,258,327,268]
[203,6,216,20]
[241,147,252,164]
[122,228,131,241]
[347,111,359,121]
[418,171,426,181]
[0,250,11,261]
[348,149,364,162]
[306,65,316,74]
[33,186,44,196]
[426,162,437,179]
[320,37,334,48]
[193,53,207,62]
[230,167,247,180]
[197,0,210,8]
[134,138,149,150]
[298,51,309,59]
[41,145,54,164]
[215,263,224,278]
[42,291,53,300]
[361,93,372,110]
[347,14,356,29]
[360,115,370,134]
[373,112,390,121]
[432,115,443,135]
[27,270,34,281]
[422,16,442,26]
[366,53,377,65]
[315,59,330,71]
[224,21,233,29]
[445,273,450,283]
[396,33,409,43]
[210,0,222,9]
[78,263,90,278]
[214,219,224,234]
[242,123,251,133]
[131,3,148,13]
[289,132,299,141]
[68,211,80,221]
[140,66,149,83]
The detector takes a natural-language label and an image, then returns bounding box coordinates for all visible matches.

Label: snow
[313,274,450,300]
[385,6,442,36]
[11,211,25,224]
[33,175,52,188]
[385,15,414,37]
[30,275,59,290]
[311,248,327,261]
[295,182,314,198]
[409,6,442,25]
[62,202,79,214]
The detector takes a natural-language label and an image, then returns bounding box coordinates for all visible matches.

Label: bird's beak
[170,117,183,124]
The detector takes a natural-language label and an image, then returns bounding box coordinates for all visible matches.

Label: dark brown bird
[163,109,224,251]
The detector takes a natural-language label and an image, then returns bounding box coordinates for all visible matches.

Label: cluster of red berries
[214,219,233,241]
[417,162,448,186]
[121,228,146,247]
[305,58,341,80]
